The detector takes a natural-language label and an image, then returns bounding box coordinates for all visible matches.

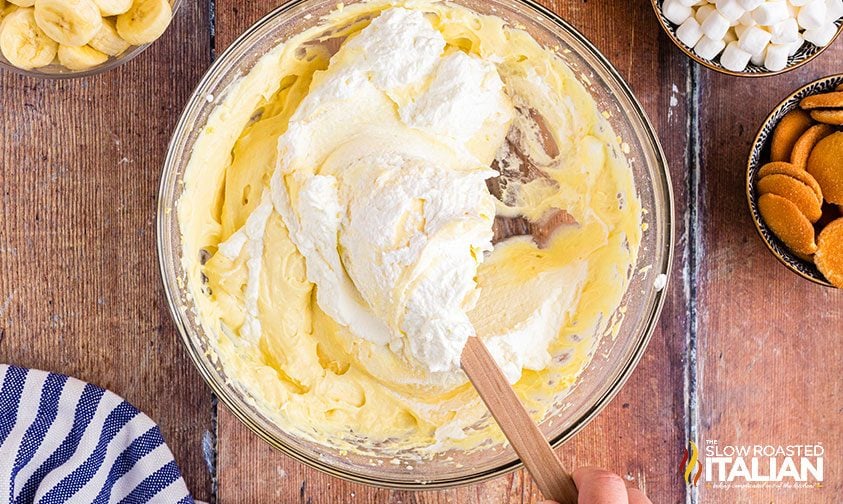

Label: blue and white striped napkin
[0,364,194,504]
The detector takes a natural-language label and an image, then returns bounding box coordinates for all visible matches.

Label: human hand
[540,467,652,504]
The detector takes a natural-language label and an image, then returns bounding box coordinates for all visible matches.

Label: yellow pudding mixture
[178,0,642,456]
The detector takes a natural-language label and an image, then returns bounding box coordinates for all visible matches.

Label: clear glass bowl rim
[157,0,676,490]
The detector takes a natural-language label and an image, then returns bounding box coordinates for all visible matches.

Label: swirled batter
[178,0,641,455]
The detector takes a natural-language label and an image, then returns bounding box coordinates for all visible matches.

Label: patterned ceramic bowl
[746,73,843,287]
[650,0,843,77]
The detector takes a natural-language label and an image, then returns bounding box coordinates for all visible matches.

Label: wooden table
[1,1,841,502]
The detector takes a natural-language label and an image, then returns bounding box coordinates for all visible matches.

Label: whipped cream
[271,8,512,373]
[179,0,642,455]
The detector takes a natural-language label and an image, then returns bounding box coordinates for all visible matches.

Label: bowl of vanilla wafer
[748,74,843,288]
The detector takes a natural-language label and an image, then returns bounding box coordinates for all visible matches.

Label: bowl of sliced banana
[0,0,179,78]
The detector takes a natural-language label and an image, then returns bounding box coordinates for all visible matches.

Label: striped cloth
[0,364,194,504]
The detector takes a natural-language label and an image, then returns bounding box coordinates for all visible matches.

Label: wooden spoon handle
[461,336,579,504]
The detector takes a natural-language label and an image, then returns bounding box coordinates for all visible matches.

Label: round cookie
[757,161,823,202]
[793,251,815,263]
[806,132,843,205]
[810,109,843,126]
[790,124,835,169]
[815,218,843,288]
[771,109,814,162]
[758,174,823,222]
[800,91,843,109]
[758,193,817,256]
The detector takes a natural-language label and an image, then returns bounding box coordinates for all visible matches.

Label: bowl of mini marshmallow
[652,0,843,76]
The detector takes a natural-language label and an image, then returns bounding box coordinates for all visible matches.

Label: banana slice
[1,3,19,25]
[0,8,57,69]
[8,0,35,8]
[34,0,102,47]
[88,18,127,55]
[57,43,106,69]
[116,0,171,46]
[91,0,130,17]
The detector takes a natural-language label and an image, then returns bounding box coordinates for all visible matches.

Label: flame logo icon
[680,441,703,486]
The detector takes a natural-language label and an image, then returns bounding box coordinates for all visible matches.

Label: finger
[573,466,629,504]
[627,487,652,504]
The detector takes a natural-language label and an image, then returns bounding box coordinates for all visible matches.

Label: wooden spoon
[460,104,578,502]
[461,336,578,503]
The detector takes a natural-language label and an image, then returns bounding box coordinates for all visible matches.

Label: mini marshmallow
[797,1,827,30]
[716,0,746,22]
[787,35,805,54]
[720,41,753,70]
[664,0,694,25]
[738,11,756,25]
[764,43,790,70]
[770,18,800,43]
[737,0,764,9]
[750,46,767,65]
[695,35,728,58]
[739,25,773,53]
[701,11,731,40]
[677,16,705,46]
[828,0,843,20]
[803,23,838,46]
[696,4,717,23]
[753,1,790,24]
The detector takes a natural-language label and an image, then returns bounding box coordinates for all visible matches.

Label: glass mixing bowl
[157,0,674,489]
[0,0,182,79]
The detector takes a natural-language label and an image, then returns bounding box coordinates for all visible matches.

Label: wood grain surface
[0,1,213,501]
[1,0,840,503]
[695,52,843,503]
